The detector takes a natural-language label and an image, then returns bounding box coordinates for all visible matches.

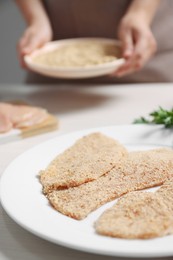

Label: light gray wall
[0,0,26,83]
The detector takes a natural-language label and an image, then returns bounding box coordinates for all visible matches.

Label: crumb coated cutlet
[95,191,173,239]
[47,148,173,220]
[39,132,127,193]
[95,177,173,239]
[156,177,173,212]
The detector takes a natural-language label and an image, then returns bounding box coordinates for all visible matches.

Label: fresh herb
[133,107,173,128]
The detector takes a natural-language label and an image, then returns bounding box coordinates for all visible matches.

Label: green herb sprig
[133,107,173,128]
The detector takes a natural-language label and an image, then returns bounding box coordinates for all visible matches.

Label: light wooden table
[0,83,173,260]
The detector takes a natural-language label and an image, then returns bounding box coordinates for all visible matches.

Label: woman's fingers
[114,29,157,77]
[17,29,37,68]
[17,24,53,68]
[114,58,140,77]
[114,20,137,76]
[134,30,157,66]
[118,25,134,59]
[112,12,158,78]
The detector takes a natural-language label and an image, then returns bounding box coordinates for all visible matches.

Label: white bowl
[24,38,125,79]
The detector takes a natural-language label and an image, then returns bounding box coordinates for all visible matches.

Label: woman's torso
[27,0,173,83]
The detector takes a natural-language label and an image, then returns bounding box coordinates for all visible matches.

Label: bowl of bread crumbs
[24,38,125,79]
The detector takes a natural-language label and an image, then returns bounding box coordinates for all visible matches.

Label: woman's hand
[113,0,160,77]
[16,0,53,68]
[17,21,53,68]
[114,14,157,77]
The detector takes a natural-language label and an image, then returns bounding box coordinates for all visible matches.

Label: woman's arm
[126,0,160,25]
[15,0,50,25]
[114,0,160,77]
[15,0,53,67]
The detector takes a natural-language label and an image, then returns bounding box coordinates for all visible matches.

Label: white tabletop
[0,83,173,260]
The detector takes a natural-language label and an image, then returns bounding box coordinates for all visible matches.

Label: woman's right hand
[17,21,53,68]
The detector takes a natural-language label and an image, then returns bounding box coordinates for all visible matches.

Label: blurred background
[0,0,26,83]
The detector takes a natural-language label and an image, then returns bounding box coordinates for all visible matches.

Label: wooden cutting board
[0,114,58,144]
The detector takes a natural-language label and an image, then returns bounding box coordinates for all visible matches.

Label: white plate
[24,38,125,79]
[1,125,173,258]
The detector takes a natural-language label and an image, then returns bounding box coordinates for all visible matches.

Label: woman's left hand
[113,14,157,77]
